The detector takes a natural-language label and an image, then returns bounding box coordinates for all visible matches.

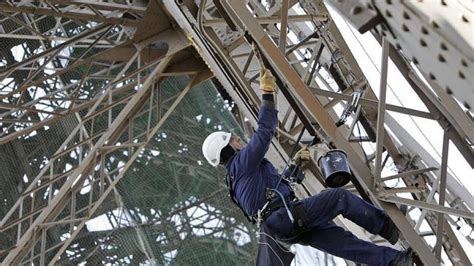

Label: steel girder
[325,0,473,116]
[1,0,473,265]
[164,0,473,265]
[0,34,202,264]
[163,2,364,265]
[0,1,219,263]
[218,2,435,264]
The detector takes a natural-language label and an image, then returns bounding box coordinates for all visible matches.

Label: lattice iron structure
[0,0,473,265]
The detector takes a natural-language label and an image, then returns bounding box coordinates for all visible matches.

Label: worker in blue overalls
[202,68,413,265]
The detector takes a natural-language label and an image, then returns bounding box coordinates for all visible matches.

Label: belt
[260,194,295,221]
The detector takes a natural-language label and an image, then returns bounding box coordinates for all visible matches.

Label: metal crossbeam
[380,167,438,182]
[206,2,470,260]
[435,132,449,259]
[0,25,192,263]
[164,0,473,264]
[378,196,474,220]
[204,14,326,26]
[1,0,472,264]
[373,38,389,188]
[0,3,140,26]
[48,70,200,266]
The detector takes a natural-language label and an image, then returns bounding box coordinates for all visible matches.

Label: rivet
[438,54,446,62]
[440,42,448,51]
[446,87,452,95]
[420,39,427,47]
[463,102,471,110]
[352,5,363,15]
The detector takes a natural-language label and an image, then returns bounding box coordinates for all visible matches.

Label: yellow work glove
[260,69,276,92]
[292,147,311,168]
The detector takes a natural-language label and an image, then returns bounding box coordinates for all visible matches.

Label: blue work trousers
[264,188,399,265]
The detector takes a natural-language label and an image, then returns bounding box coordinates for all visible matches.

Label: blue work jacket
[225,104,292,217]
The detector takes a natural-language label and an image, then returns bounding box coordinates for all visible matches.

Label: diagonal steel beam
[379,196,473,219]
[204,14,327,26]
[2,55,171,265]
[435,131,449,259]
[309,87,434,119]
[0,23,110,81]
[278,0,289,52]
[48,70,200,265]
[46,0,147,13]
[380,167,438,182]
[1,28,190,262]
[221,1,440,264]
[373,38,390,188]
[0,3,140,26]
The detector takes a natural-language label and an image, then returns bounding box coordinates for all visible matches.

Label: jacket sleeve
[237,94,278,172]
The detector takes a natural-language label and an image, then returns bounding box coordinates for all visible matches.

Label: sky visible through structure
[4,3,472,265]
[326,4,474,265]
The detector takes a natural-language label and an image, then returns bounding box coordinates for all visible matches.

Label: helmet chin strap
[220,144,237,165]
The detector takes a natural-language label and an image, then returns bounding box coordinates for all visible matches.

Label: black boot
[389,248,413,265]
[400,204,408,216]
[379,218,399,245]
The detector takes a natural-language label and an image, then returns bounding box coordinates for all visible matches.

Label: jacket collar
[224,152,238,172]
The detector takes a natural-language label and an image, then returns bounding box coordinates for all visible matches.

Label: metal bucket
[317,149,351,188]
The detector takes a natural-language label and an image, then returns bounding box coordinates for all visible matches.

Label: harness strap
[225,173,297,225]
[226,174,256,224]
[260,194,293,220]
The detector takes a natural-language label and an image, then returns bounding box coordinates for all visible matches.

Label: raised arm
[237,69,278,171]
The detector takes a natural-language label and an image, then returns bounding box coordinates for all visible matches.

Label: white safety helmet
[202,131,232,167]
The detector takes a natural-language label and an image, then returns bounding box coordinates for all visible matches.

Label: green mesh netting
[1,76,258,265]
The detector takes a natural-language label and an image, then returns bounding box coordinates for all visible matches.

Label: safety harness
[225,173,255,224]
[223,128,315,229]
[225,173,307,230]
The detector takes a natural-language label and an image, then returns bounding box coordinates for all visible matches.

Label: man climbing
[201,67,413,265]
